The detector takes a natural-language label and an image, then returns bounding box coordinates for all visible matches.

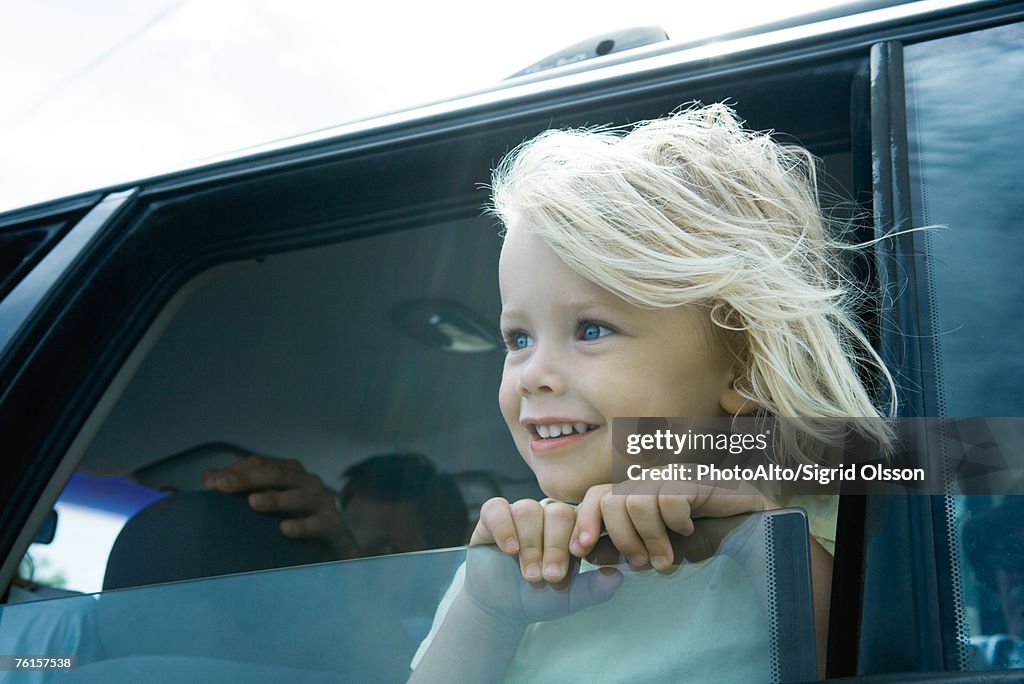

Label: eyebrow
[567,299,619,317]
[498,308,523,327]
[500,298,622,324]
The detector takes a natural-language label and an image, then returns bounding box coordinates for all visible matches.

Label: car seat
[103,489,333,590]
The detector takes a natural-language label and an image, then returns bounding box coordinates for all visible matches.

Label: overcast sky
[1,1,854,214]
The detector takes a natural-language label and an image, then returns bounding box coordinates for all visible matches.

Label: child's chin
[537,479,587,505]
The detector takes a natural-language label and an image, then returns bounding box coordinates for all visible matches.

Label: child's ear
[720,378,757,416]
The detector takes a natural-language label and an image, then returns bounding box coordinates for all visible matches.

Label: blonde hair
[490,103,895,463]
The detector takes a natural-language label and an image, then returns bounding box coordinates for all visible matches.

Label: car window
[0,510,814,683]
[0,152,845,683]
[24,217,537,593]
[22,141,858,595]
[22,474,164,594]
[0,196,824,679]
[903,20,1024,672]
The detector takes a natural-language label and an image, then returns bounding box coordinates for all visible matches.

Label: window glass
[15,217,539,595]
[905,21,1024,417]
[24,474,164,594]
[0,511,814,682]
[904,20,1024,671]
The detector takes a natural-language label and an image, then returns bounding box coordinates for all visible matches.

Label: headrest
[103,490,334,590]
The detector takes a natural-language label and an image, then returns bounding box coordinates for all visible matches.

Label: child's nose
[516,344,568,397]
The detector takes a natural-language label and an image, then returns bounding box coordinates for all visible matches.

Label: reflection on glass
[0,550,464,683]
[905,22,1024,417]
[905,20,1024,672]
[0,510,815,683]
[960,496,1024,670]
[412,509,816,683]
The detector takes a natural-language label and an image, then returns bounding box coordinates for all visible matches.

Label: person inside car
[203,451,468,559]
[409,104,897,682]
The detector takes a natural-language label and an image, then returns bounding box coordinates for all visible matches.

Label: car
[1,0,1023,681]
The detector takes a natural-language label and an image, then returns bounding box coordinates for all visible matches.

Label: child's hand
[462,544,623,629]
[470,497,578,584]
[465,497,623,627]
[570,481,776,571]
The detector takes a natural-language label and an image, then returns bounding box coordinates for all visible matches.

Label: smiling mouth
[532,423,599,440]
[527,423,601,452]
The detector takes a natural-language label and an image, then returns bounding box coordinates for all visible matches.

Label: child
[409,104,895,682]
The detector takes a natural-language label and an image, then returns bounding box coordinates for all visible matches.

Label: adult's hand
[203,454,357,558]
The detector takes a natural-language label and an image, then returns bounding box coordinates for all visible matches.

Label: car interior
[79,217,538,521]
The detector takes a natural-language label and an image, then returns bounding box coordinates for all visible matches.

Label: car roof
[197,0,973,162]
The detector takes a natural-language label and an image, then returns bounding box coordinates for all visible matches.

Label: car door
[854,14,1024,681]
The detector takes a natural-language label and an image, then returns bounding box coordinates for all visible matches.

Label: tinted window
[23,217,534,593]
[904,20,1024,671]
[905,21,1024,417]
[0,511,814,683]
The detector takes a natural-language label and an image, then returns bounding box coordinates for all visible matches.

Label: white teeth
[534,422,596,439]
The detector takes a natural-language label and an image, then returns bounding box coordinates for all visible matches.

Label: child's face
[498,223,739,503]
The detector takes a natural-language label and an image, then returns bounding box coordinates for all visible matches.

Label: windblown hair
[490,103,895,463]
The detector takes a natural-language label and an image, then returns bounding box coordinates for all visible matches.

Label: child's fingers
[571,484,609,557]
[540,501,576,583]
[599,491,650,568]
[656,490,696,537]
[625,494,674,570]
[509,499,545,583]
[681,482,775,521]
[471,497,520,553]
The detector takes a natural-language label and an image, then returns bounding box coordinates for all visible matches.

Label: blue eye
[503,331,533,351]
[579,322,612,341]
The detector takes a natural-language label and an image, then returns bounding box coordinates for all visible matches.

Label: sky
[0,1,854,214]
